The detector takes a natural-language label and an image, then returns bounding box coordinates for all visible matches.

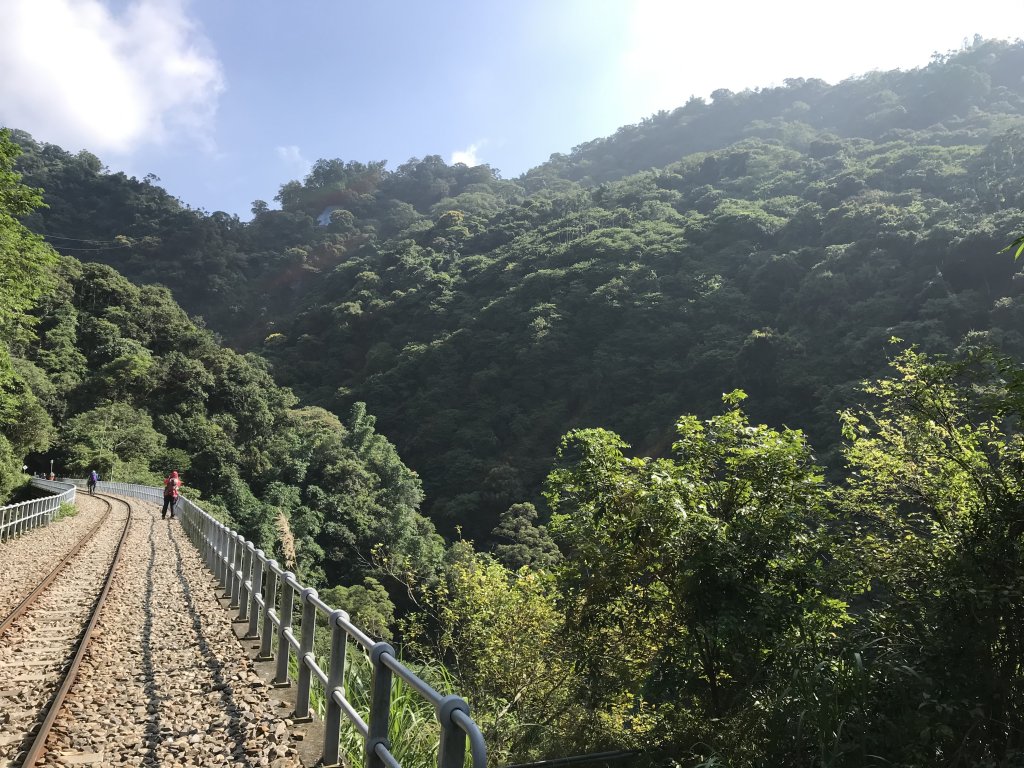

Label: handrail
[0,478,77,542]
[91,479,488,768]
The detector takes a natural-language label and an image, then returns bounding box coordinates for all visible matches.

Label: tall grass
[284,621,460,768]
[275,510,298,571]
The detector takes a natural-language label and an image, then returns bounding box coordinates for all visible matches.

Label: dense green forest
[13,38,1024,542]
[3,37,1024,766]
[0,130,443,601]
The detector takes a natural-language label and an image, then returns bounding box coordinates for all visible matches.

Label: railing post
[437,696,470,768]
[222,527,234,594]
[236,543,254,621]
[366,642,396,768]
[246,550,265,639]
[294,587,317,721]
[258,561,279,661]
[209,517,218,567]
[323,609,350,767]
[204,516,216,569]
[217,525,229,590]
[275,572,296,686]
[235,535,247,606]
[226,533,240,600]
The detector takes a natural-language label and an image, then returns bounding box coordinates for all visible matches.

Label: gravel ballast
[38,495,304,767]
[0,493,109,613]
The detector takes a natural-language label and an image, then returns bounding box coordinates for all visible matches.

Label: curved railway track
[0,494,132,768]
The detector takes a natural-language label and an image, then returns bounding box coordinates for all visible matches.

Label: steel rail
[0,496,114,637]
[16,494,134,768]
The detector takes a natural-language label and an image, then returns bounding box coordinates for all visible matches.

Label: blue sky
[1,0,1019,219]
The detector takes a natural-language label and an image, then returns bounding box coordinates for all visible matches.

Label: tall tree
[546,393,853,757]
[0,128,58,495]
[839,347,1024,764]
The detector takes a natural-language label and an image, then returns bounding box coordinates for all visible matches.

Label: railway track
[0,494,132,768]
[0,500,108,615]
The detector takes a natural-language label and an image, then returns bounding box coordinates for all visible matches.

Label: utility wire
[42,234,125,244]
[47,243,133,252]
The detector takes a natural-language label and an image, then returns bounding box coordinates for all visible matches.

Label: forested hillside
[13,39,1024,540]
[0,129,441,599]
[5,37,1024,767]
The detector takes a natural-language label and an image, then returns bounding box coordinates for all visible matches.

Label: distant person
[87,469,100,495]
[161,470,183,519]
[48,471,55,481]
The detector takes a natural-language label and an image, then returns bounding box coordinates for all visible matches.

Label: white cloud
[0,0,224,154]
[451,141,485,166]
[276,144,311,177]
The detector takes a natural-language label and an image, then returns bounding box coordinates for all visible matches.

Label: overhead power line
[48,243,132,252]
[42,234,124,244]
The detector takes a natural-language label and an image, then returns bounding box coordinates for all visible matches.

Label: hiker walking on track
[161,470,183,519]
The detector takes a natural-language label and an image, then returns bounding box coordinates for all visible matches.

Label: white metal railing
[0,478,77,542]
[95,480,487,768]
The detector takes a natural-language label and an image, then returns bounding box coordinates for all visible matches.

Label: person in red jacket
[161,470,183,519]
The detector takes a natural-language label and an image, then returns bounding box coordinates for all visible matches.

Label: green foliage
[406,553,583,764]
[0,129,57,343]
[0,434,22,500]
[316,648,456,768]
[55,500,77,520]
[319,577,395,640]
[61,401,164,480]
[836,347,1024,765]
[14,255,440,609]
[422,351,1020,766]
[545,395,853,758]
[0,128,58,495]
[490,502,560,571]
[1002,233,1024,260]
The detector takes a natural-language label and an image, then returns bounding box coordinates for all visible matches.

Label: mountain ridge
[8,37,1024,537]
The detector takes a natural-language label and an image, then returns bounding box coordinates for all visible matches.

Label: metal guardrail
[0,478,77,542]
[93,480,487,768]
